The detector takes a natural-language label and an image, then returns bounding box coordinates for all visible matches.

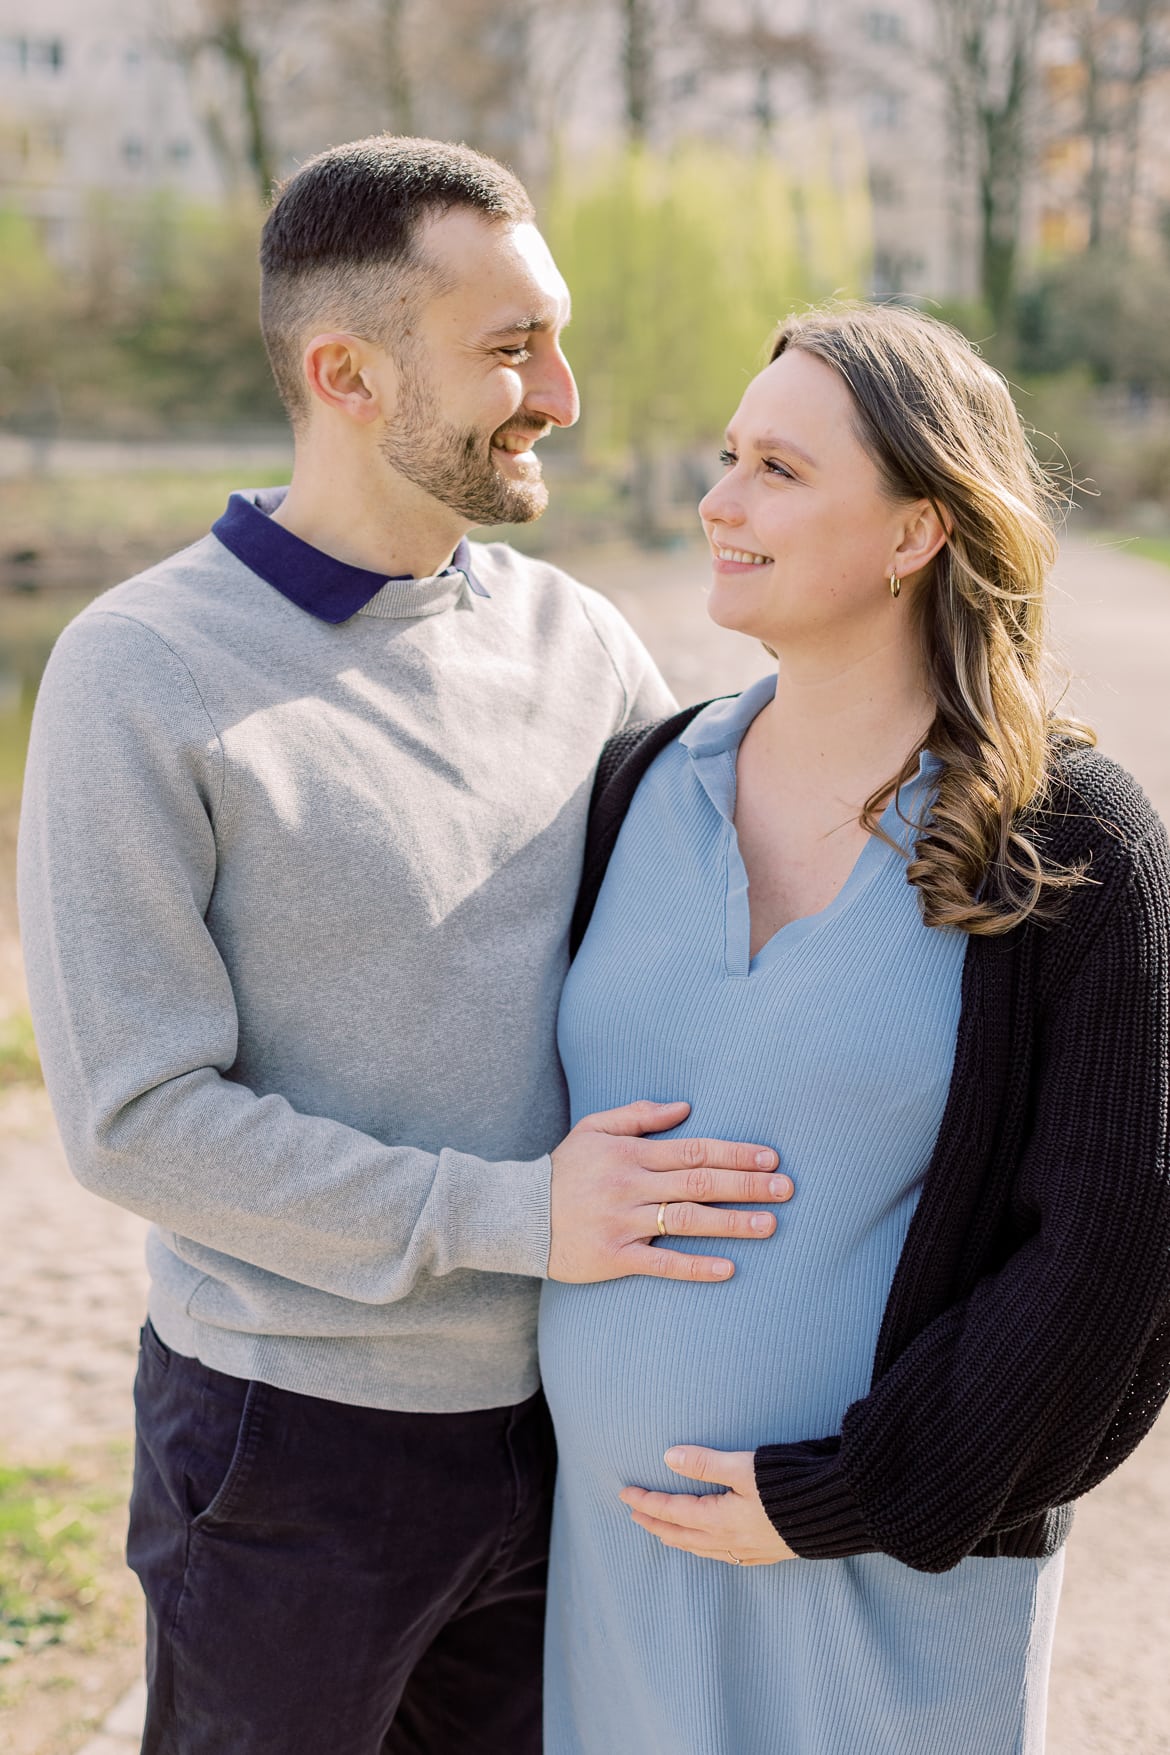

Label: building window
[869,168,903,205]
[28,37,65,71]
[864,11,905,45]
[0,121,66,170]
[167,138,193,164]
[122,136,145,167]
[0,34,66,74]
[872,249,925,295]
[864,90,903,129]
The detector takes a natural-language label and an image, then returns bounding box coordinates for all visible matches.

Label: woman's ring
[656,1201,668,1237]
[726,1551,742,1565]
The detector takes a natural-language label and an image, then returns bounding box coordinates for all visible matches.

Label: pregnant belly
[538,1234,891,1500]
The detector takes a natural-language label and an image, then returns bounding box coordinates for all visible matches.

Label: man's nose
[528,349,579,430]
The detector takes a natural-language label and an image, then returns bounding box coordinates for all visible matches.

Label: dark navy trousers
[127,1321,556,1754]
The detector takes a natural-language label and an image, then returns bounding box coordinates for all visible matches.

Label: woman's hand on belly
[620,1446,796,1566]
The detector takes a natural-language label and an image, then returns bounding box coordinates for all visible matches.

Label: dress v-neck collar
[680,676,939,978]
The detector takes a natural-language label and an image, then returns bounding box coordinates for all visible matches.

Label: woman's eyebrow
[727,431,819,470]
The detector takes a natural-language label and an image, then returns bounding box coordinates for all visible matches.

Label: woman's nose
[699,476,740,526]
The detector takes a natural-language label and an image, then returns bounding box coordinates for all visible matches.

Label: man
[18,137,790,1754]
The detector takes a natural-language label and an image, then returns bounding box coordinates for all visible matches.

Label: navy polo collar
[211,486,489,625]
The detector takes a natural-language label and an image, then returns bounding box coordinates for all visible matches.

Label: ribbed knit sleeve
[755,807,1170,1573]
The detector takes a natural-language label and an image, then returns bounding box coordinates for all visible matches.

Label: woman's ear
[892,500,950,581]
[300,333,388,426]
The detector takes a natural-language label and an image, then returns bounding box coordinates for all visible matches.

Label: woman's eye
[718,448,736,468]
[764,459,794,480]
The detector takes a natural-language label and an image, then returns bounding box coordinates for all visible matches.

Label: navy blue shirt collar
[211,486,489,626]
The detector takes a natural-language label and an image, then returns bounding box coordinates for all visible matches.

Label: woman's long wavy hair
[769,304,1094,936]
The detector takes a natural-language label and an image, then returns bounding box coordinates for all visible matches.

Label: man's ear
[300,333,389,425]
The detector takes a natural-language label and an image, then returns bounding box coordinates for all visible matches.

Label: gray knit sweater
[17,526,674,1411]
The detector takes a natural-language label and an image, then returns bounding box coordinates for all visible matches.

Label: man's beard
[379,355,549,527]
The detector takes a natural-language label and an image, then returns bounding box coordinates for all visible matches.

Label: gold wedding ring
[656,1200,668,1237]
[726,1551,742,1565]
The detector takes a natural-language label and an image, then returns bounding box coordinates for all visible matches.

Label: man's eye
[498,346,531,362]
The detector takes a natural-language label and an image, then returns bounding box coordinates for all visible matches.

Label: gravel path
[1,533,1166,1752]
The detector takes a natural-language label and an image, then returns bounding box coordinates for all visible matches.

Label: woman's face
[699,348,924,657]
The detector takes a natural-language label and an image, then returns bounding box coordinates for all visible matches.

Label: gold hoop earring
[889,573,901,599]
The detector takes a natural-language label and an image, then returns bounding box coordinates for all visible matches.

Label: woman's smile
[710,541,774,574]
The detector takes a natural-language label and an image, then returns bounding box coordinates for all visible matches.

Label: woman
[538,305,1170,1754]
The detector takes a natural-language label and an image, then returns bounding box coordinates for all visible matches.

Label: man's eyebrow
[482,311,572,339]
[726,430,818,470]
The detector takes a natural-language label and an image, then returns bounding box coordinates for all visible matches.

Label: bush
[0,197,282,437]
[1017,251,1170,396]
[545,141,872,461]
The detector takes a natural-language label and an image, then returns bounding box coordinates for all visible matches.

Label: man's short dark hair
[260,136,535,426]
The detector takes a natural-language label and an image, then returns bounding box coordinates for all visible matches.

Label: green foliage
[1009,367,1170,525]
[0,211,59,310]
[1091,533,1170,570]
[1017,251,1170,395]
[0,196,283,435]
[0,212,70,431]
[0,1012,41,1087]
[0,1460,120,1662]
[546,141,871,460]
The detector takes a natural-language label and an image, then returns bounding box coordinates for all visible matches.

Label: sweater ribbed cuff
[754,1438,879,1559]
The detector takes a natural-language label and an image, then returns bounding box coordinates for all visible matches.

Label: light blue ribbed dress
[539,676,1063,1755]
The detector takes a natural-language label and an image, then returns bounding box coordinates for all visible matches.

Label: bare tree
[930,0,1045,338]
[698,16,825,141]
[1091,0,1168,246]
[379,0,416,134]
[159,0,286,201]
[622,0,655,139]
[323,0,418,140]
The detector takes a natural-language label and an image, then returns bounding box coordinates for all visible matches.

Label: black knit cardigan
[571,705,1170,1574]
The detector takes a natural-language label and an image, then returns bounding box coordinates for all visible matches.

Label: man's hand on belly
[621,1446,797,1566]
[547,1099,792,1283]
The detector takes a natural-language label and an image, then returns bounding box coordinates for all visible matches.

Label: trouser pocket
[131,1321,268,1532]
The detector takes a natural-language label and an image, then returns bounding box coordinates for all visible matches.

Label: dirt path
[0,1088,148,1463]
[0,533,1166,1751]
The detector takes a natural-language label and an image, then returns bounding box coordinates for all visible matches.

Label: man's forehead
[417,210,570,327]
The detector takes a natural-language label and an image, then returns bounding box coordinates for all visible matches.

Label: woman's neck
[754,631,934,803]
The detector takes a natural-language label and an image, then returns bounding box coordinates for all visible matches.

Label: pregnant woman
[539,305,1170,1754]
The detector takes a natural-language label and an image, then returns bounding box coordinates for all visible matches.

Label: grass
[1086,530,1170,570]
[0,454,676,573]
[0,466,291,562]
[0,1011,40,1087]
[0,1451,129,1667]
[0,1446,142,1754]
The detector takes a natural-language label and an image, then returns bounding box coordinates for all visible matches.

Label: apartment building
[0,0,224,257]
[3,0,1161,301]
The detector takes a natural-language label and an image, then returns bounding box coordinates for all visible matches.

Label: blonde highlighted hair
[769,304,1093,935]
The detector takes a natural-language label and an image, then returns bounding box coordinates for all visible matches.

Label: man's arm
[19,611,787,1302]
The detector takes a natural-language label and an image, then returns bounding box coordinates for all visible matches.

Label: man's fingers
[640,1136,783,1179]
[623,1243,735,1281]
[657,1201,776,1240]
[645,1165,793,1207]
[581,1099,692,1138]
